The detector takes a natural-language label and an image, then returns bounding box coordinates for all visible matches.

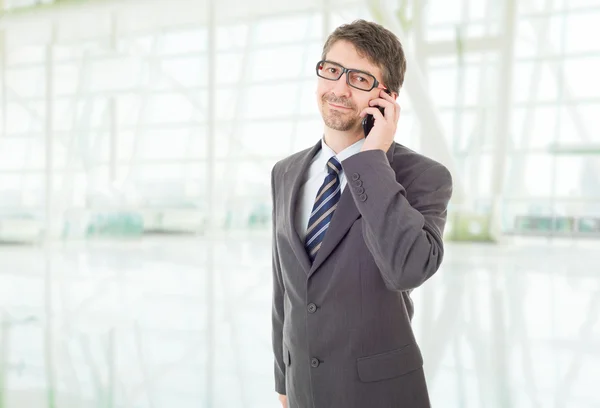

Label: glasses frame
[315,60,388,92]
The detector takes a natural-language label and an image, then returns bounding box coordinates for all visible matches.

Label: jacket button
[310,358,320,368]
[354,187,365,194]
[353,180,363,187]
[352,173,360,181]
[307,303,317,313]
[359,193,367,202]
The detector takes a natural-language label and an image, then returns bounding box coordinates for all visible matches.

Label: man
[270,19,453,408]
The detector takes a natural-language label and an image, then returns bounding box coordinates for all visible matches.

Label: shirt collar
[320,137,365,169]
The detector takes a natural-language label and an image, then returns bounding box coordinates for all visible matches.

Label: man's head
[316,20,406,133]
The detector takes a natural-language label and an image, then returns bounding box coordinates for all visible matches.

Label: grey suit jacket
[271,139,453,408]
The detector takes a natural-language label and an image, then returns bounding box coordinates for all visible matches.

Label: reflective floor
[0,234,599,407]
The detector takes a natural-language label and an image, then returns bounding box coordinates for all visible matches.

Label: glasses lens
[348,71,375,91]
[317,61,343,80]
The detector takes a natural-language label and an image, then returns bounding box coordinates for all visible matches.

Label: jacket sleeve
[271,165,286,394]
[340,149,453,291]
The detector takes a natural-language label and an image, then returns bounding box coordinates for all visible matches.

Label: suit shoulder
[392,143,452,185]
[393,142,446,168]
[271,145,314,177]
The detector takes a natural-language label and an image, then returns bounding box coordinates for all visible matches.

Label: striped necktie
[304,156,342,263]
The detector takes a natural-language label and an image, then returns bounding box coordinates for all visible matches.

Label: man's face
[316,40,386,133]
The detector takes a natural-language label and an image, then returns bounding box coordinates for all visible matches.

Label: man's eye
[356,76,366,82]
[328,67,339,74]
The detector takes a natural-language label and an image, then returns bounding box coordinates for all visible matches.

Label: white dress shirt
[295,137,366,242]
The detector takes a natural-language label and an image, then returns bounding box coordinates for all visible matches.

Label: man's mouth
[327,102,352,110]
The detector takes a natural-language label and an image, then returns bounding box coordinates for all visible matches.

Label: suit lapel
[307,184,359,277]
[283,140,322,276]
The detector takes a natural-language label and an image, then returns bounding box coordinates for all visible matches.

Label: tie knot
[326,157,342,176]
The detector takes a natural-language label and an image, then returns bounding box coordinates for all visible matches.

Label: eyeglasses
[316,60,387,92]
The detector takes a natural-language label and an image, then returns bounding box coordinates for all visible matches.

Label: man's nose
[332,72,352,96]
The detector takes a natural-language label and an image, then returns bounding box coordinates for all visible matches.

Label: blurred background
[0,0,599,407]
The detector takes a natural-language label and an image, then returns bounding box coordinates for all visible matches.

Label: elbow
[383,267,430,292]
[383,240,445,292]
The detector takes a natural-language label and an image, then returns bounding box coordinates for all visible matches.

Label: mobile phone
[362,89,392,137]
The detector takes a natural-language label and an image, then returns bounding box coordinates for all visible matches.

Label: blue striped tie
[304,156,342,262]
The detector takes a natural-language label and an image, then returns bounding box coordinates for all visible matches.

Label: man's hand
[359,89,400,153]
[278,393,287,408]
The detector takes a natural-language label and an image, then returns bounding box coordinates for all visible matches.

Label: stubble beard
[321,94,359,132]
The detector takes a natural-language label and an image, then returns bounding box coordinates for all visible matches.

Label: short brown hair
[321,19,406,93]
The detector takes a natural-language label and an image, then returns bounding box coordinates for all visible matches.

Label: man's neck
[323,127,364,154]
